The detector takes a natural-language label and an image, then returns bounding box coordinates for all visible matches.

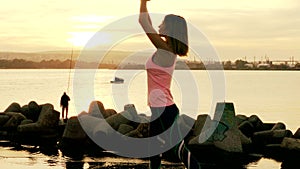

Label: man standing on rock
[60,92,70,120]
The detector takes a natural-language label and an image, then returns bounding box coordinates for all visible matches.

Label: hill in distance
[0,50,152,65]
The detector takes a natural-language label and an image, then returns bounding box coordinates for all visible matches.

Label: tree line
[0,59,117,69]
[0,58,299,70]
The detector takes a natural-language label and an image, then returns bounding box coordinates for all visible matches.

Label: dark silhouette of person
[60,92,70,120]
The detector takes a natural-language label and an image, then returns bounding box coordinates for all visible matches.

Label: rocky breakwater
[0,101,60,145]
[187,102,300,166]
[59,101,300,165]
[58,101,150,157]
[3,100,299,167]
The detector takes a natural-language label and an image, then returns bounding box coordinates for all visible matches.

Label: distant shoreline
[0,59,300,70]
[0,50,299,70]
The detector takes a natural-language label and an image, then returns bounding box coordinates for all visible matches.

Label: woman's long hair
[163,14,189,56]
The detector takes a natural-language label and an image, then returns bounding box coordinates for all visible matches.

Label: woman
[139,0,200,168]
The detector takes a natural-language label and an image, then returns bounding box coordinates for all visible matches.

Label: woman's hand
[139,0,151,24]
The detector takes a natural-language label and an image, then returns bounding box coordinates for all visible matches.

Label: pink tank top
[146,53,176,107]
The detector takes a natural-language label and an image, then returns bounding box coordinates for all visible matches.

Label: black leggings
[149,104,179,137]
[149,104,200,169]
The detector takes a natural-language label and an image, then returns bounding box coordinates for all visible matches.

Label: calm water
[0,69,299,169]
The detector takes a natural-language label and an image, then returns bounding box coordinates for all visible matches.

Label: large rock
[214,127,243,153]
[238,130,252,145]
[4,102,21,113]
[213,102,237,128]
[88,101,106,118]
[189,103,244,153]
[124,104,137,115]
[37,104,59,127]
[271,122,286,130]
[238,121,254,138]
[188,131,214,146]
[125,113,150,138]
[252,129,293,145]
[280,137,300,151]
[17,122,56,133]
[126,123,149,138]
[193,114,211,136]
[18,104,60,133]
[212,103,243,152]
[28,101,41,122]
[248,115,264,131]
[123,104,140,122]
[104,109,117,119]
[21,102,41,122]
[235,114,248,125]
[59,116,89,158]
[0,114,10,126]
[293,128,300,139]
[62,117,87,140]
[20,105,29,115]
[78,114,112,137]
[3,112,26,128]
[20,119,33,125]
[105,110,137,130]
[261,123,276,131]
[118,124,134,135]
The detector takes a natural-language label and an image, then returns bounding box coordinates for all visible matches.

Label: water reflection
[65,162,249,169]
[0,140,295,169]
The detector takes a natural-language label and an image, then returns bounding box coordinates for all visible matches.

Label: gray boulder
[271,122,286,130]
[193,114,211,136]
[18,104,59,132]
[104,109,117,119]
[212,102,243,152]
[78,114,111,137]
[213,102,236,128]
[37,104,59,127]
[280,137,300,151]
[294,128,300,139]
[118,124,134,135]
[4,102,21,113]
[126,123,149,138]
[28,101,41,122]
[248,115,264,131]
[253,129,293,145]
[20,101,41,122]
[3,112,26,128]
[20,105,29,115]
[238,121,254,138]
[235,114,248,125]
[62,116,87,140]
[214,127,243,153]
[20,119,34,125]
[0,114,10,126]
[88,101,106,118]
[106,110,137,130]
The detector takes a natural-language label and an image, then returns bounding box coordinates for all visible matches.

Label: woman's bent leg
[174,140,201,169]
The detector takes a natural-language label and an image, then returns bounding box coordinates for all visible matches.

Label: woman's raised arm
[139,0,171,52]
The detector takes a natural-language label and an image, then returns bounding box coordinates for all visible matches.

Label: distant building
[257,63,270,69]
[244,63,254,69]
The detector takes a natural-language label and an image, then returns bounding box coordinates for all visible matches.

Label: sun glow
[71,15,115,23]
[68,31,113,48]
[68,32,96,47]
[67,15,116,47]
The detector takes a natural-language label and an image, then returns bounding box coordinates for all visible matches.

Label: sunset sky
[1,0,299,61]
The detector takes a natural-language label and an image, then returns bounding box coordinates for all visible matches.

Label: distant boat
[110,77,124,84]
